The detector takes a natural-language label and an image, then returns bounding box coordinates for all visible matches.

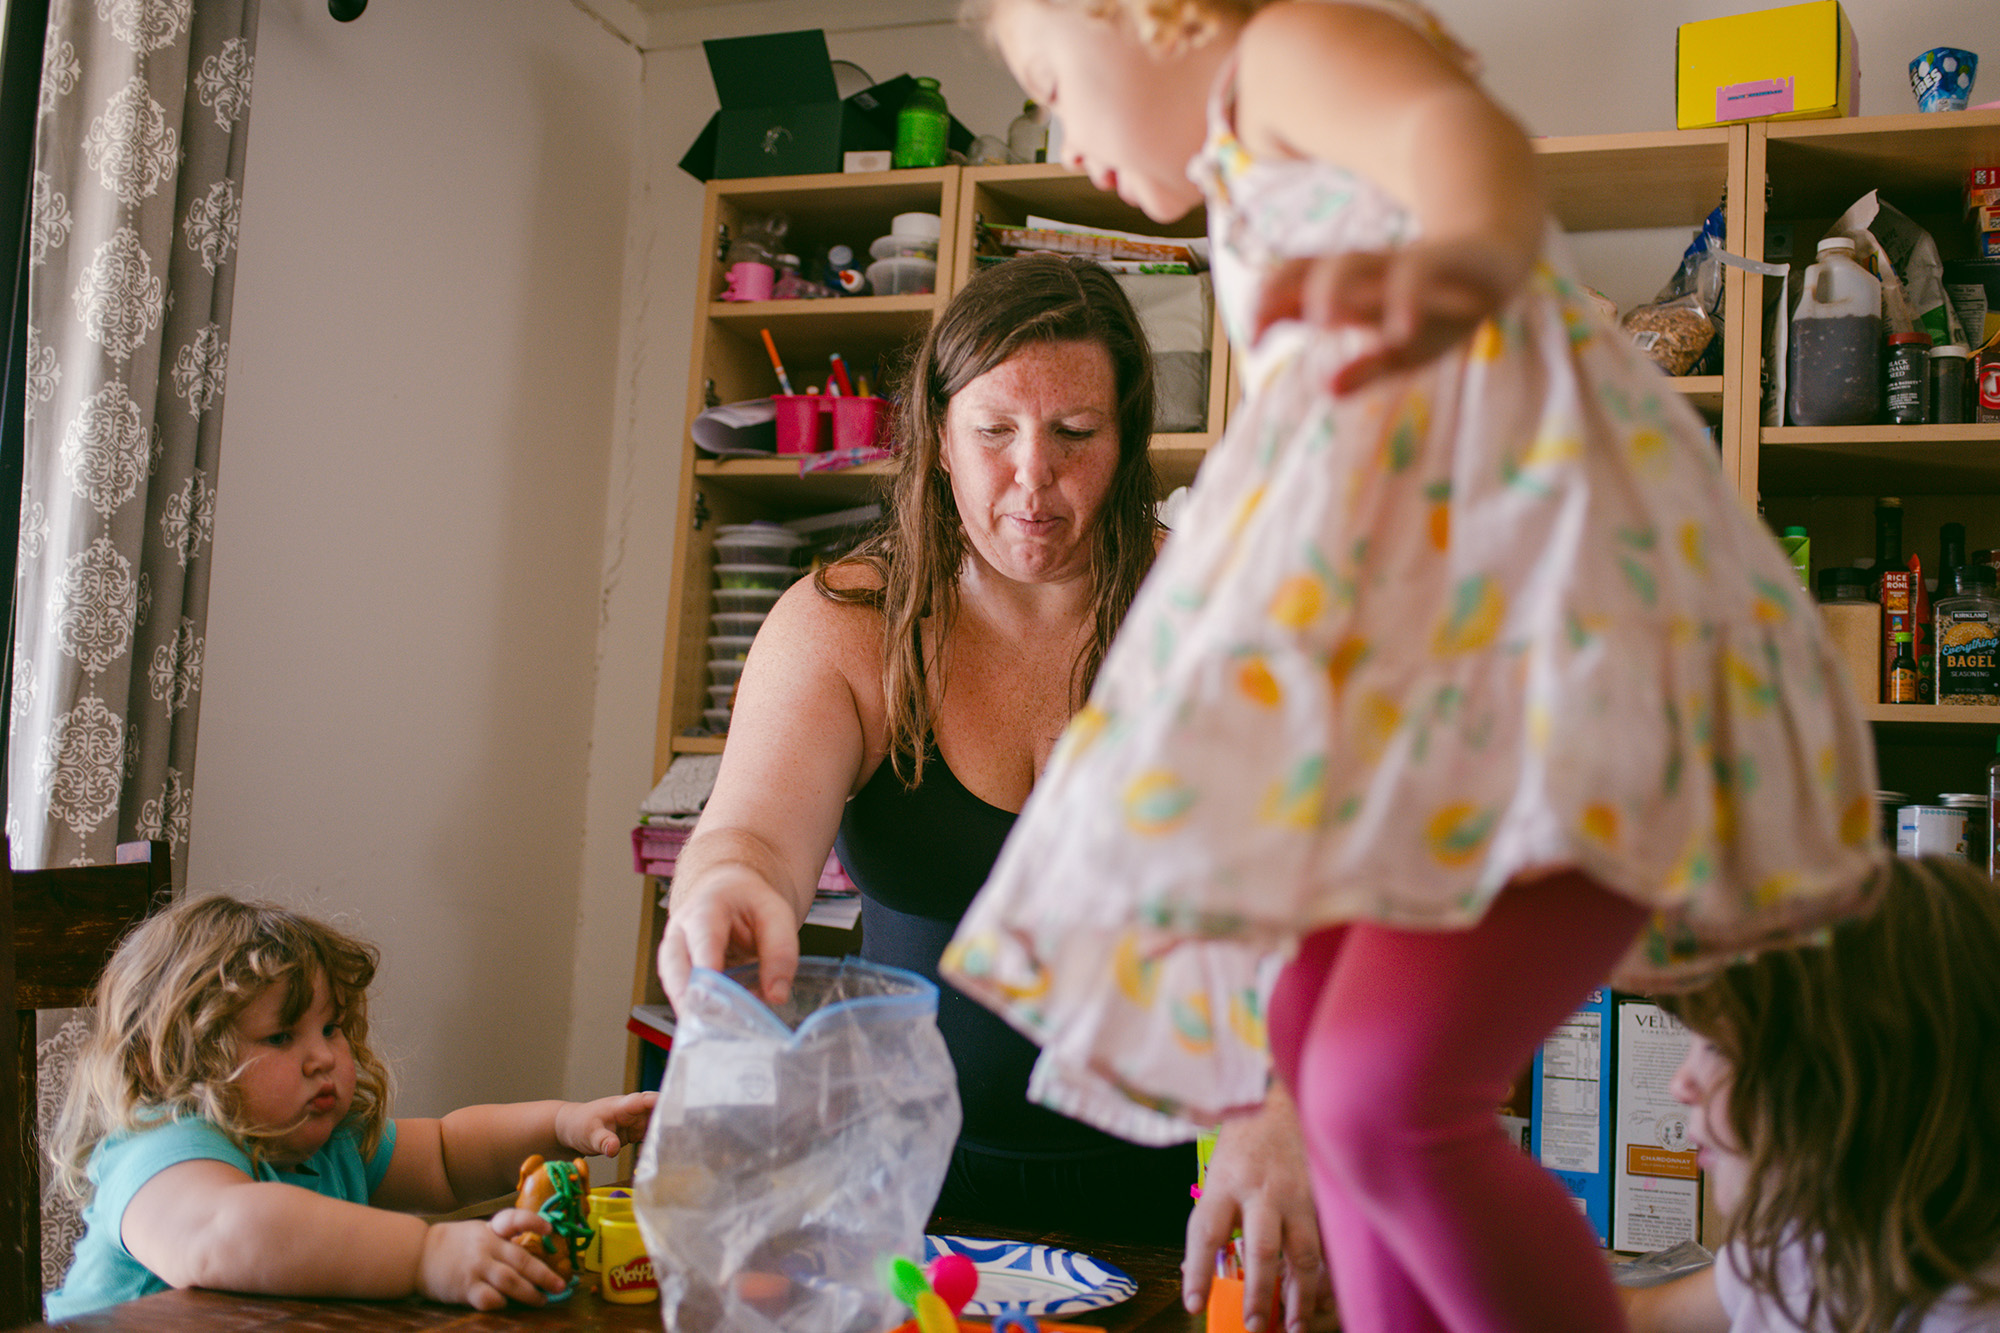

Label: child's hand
[1247,236,1531,396]
[416,1214,565,1310]
[555,1091,658,1158]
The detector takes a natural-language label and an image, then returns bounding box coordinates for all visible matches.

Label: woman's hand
[555,1091,657,1158]
[1183,1085,1331,1333]
[659,860,805,1007]
[1246,235,1531,397]
[416,1213,564,1310]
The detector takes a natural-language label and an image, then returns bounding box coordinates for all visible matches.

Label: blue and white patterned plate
[921,1234,1138,1317]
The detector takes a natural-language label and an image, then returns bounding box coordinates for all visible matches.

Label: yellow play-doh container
[597,1216,656,1303]
[581,1189,633,1272]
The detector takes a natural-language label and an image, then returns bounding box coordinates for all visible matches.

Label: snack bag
[634,957,960,1333]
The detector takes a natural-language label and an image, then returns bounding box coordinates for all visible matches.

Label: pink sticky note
[1718,77,1795,121]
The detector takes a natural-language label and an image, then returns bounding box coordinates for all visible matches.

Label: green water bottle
[893,77,949,169]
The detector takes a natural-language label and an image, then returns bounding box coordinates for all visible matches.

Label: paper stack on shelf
[978,214,1209,274]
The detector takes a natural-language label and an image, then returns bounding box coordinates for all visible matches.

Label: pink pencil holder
[773,394,830,454]
[831,395,889,451]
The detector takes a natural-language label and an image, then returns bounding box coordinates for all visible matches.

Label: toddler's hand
[1247,237,1530,396]
[417,1214,564,1310]
[556,1091,658,1158]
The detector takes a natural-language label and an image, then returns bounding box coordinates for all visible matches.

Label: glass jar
[1935,563,2000,705]
[1929,343,1972,424]
[893,77,949,169]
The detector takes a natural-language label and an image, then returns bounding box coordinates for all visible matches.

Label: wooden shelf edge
[707,294,938,320]
[1765,425,2000,446]
[1862,703,2000,728]
[670,736,727,754]
[695,457,895,478]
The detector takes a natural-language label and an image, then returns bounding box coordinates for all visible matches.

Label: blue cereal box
[1532,987,1615,1247]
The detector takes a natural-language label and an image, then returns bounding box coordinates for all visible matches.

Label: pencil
[828,352,855,398]
[760,328,795,396]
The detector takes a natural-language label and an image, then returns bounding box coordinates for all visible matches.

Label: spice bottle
[1888,631,1919,703]
[1885,331,1931,424]
[893,77,949,169]
[1787,237,1881,426]
[1930,343,1972,424]
[1935,564,2000,706]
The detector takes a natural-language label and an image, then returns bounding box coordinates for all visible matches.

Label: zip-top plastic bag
[633,957,961,1333]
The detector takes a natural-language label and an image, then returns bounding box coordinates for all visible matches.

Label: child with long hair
[45,894,655,1318]
[937,2,1886,1330]
[1626,856,2000,1333]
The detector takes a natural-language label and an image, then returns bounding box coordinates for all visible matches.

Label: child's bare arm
[1620,1265,1728,1333]
[1234,3,1546,390]
[372,1093,657,1213]
[121,1159,565,1309]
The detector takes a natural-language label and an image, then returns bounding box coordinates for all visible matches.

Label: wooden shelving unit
[629,111,2000,1094]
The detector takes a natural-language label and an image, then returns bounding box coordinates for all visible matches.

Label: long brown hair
[48,894,394,1200]
[1660,857,2000,1331]
[818,253,1160,785]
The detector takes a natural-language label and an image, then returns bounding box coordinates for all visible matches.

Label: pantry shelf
[1756,430,2000,496]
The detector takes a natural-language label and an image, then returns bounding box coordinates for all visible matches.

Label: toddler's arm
[121,1159,566,1309]
[373,1092,657,1214]
[1619,1264,1727,1333]
[1233,3,1546,393]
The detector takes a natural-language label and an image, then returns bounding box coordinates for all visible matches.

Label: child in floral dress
[942,2,1887,1330]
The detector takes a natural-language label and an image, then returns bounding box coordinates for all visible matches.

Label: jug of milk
[1787,236,1882,426]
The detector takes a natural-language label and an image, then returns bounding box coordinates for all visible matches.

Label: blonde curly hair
[47,894,393,1202]
[961,0,1262,54]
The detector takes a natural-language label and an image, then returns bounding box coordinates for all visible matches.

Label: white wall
[189,0,640,1118]
[183,0,1991,1132]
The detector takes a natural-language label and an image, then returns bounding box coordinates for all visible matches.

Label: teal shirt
[46,1115,397,1321]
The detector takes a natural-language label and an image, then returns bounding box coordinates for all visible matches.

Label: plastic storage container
[865,256,936,295]
[714,587,783,614]
[708,634,757,662]
[1930,344,1972,424]
[715,563,798,590]
[710,611,768,637]
[709,658,745,687]
[1818,567,1881,703]
[714,523,806,566]
[1787,236,1881,426]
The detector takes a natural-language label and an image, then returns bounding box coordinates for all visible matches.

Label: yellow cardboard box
[1677,0,1859,130]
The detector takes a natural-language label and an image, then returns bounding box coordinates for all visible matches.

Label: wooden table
[21,1221,1203,1333]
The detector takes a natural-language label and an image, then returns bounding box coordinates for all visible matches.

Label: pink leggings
[1267,873,1646,1333]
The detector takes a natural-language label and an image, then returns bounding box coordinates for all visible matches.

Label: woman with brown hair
[661,253,1328,1329]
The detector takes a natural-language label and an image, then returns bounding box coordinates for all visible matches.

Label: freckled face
[940,338,1122,587]
[1669,1033,1748,1215]
[229,970,356,1167]
[989,0,1211,223]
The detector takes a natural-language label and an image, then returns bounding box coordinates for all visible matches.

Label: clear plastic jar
[1930,343,1972,424]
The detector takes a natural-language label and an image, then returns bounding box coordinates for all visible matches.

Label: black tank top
[836,741,1119,1153]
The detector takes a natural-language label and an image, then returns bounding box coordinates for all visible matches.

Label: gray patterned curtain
[7,0,258,1299]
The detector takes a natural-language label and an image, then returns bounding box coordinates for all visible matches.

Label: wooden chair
[2,838,171,1329]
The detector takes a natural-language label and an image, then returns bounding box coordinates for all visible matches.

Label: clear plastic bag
[633,957,961,1333]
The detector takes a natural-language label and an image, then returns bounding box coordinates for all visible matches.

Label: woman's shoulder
[755,560,891,685]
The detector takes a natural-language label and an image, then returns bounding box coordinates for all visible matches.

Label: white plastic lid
[715,524,805,546]
[1816,236,1856,253]
[891,211,942,241]
[1928,344,1972,358]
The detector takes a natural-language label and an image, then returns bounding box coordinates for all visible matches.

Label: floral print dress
[941,31,1885,1147]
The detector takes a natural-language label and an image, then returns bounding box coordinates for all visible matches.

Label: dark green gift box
[680,29,972,181]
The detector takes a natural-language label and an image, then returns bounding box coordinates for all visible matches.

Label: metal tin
[1897,803,1969,860]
